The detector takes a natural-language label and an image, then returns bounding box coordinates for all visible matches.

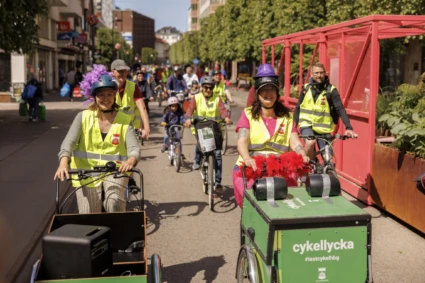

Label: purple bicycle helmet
[254,64,279,91]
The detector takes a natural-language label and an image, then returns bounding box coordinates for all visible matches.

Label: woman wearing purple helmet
[232,64,309,207]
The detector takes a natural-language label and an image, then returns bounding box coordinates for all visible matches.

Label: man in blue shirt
[166,65,188,94]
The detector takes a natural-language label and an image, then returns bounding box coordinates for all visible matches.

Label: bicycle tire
[221,125,228,155]
[208,154,215,211]
[168,146,173,166]
[174,142,181,172]
[201,158,208,194]
[236,245,260,283]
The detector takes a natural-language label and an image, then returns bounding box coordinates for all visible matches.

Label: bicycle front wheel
[221,126,228,155]
[174,142,182,172]
[208,154,215,211]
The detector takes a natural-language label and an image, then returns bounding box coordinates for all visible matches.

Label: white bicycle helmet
[167,96,179,105]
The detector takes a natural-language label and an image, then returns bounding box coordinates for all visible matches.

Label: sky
[115,0,189,32]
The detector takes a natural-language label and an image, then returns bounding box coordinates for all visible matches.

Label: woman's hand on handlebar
[54,157,70,181]
[116,157,137,173]
[184,120,192,128]
[301,155,310,164]
[224,117,233,125]
[243,157,257,171]
[345,129,358,138]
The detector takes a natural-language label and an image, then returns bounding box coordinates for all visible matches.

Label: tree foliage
[141,47,158,64]
[170,0,425,68]
[0,0,48,54]
[95,27,132,68]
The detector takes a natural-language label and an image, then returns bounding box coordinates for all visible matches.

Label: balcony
[59,0,83,18]
[48,0,68,7]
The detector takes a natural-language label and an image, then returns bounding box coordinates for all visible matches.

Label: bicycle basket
[195,120,223,153]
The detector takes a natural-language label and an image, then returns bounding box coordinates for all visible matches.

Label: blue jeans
[195,145,222,184]
[28,98,40,119]
[300,127,333,156]
[164,127,181,145]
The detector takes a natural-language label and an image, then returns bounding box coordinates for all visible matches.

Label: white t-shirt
[183,73,199,87]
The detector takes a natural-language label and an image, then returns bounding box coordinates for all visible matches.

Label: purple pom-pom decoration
[80,64,113,98]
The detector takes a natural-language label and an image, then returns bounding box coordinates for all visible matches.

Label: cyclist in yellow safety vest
[111,59,150,139]
[212,69,234,104]
[161,67,170,84]
[54,73,141,213]
[232,64,309,207]
[293,62,358,160]
[184,76,233,194]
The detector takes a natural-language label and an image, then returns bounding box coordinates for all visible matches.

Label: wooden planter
[371,143,425,233]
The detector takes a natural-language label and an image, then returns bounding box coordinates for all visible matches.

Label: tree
[141,47,158,64]
[96,27,132,68]
[0,0,48,54]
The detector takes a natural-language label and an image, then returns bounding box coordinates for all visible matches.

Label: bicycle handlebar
[300,134,353,141]
[67,161,141,176]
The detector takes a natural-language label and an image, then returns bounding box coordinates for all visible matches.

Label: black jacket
[26,79,43,100]
[293,76,353,130]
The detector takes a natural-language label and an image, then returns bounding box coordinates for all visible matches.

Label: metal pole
[90,0,95,65]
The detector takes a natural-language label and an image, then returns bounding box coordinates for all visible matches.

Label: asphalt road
[0,90,424,283]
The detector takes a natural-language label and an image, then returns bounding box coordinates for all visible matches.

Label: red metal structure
[262,15,425,204]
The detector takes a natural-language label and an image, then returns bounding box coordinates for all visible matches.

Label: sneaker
[31,118,38,122]
[214,183,224,194]
[161,144,168,153]
[192,162,200,170]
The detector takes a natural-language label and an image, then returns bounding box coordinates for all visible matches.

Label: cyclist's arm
[135,98,150,136]
[218,99,230,119]
[224,89,234,103]
[58,111,82,161]
[125,124,141,165]
[184,99,196,118]
[166,76,173,91]
[293,85,306,127]
[289,132,309,162]
[329,88,353,130]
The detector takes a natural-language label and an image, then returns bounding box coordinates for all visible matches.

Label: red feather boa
[237,152,311,181]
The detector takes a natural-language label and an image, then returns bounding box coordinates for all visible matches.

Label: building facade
[2,0,97,102]
[113,9,155,59]
[199,0,226,19]
[155,37,170,64]
[95,0,115,28]
[187,0,200,31]
[156,27,183,46]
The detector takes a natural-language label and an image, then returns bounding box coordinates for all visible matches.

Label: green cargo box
[33,212,148,283]
[241,187,372,283]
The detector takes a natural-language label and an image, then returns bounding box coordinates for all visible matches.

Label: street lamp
[112,17,123,59]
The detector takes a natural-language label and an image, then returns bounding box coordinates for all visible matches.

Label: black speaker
[306,174,341,197]
[42,224,113,279]
[253,177,288,201]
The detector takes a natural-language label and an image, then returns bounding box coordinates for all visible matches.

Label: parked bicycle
[300,133,354,178]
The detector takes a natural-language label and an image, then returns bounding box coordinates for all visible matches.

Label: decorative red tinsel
[237,152,311,181]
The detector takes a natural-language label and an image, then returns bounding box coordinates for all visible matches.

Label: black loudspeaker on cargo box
[306,174,341,197]
[253,177,288,201]
[42,224,113,279]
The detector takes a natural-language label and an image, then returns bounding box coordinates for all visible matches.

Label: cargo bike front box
[239,187,372,283]
[32,211,150,283]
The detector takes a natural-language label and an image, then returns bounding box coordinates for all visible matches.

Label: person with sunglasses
[184,76,232,193]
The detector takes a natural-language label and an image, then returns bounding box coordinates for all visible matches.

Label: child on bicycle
[161,96,186,152]
[188,80,200,98]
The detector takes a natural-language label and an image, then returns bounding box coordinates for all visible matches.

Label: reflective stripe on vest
[70,110,132,188]
[236,107,292,165]
[299,83,335,134]
[191,93,222,135]
[213,81,226,101]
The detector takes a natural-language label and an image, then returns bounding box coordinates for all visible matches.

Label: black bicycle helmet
[91,74,118,94]
[201,76,214,86]
[254,64,279,91]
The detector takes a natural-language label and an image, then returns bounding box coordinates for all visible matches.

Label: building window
[50,19,57,41]
[38,16,49,40]
[191,4,198,10]
[192,17,198,24]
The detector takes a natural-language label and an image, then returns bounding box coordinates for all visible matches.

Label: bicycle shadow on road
[161,255,226,283]
[212,186,237,213]
[145,199,207,236]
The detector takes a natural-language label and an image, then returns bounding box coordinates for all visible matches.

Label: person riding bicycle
[233,64,309,207]
[184,76,232,193]
[188,80,200,99]
[111,59,150,139]
[294,62,358,160]
[161,66,170,84]
[166,65,189,96]
[136,71,154,114]
[54,73,141,213]
[212,69,234,104]
[161,96,186,153]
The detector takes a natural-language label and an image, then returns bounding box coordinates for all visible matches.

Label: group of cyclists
[54,58,358,212]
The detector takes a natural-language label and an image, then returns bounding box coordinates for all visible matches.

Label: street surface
[0,90,424,283]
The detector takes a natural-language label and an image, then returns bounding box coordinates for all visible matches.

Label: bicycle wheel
[221,125,228,155]
[168,145,173,166]
[208,154,215,211]
[200,157,208,194]
[173,142,181,172]
[236,245,260,283]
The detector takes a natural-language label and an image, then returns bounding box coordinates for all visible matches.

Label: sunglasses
[203,86,213,91]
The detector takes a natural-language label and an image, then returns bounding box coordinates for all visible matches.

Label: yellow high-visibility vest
[298,83,335,134]
[236,107,292,165]
[213,81,226,102]
[191,93,222,135]
[115,80,141,129]
[70,110,131,188]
